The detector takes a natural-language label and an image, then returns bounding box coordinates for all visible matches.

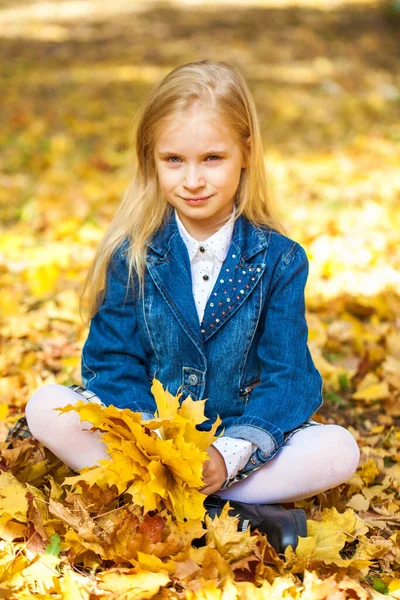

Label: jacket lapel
[200,216,270,341]
[146,212,204,348]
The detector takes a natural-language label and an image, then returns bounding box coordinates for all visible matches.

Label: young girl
[20,60,359,552]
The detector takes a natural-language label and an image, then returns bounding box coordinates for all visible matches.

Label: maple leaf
[151,378,181,419]
[353,382,391,402]
[204,503,258,564]
[301,571,369,600]
[58,568,94,599]
[0,472,29,526]
[359,458,380,485]
[136,551,176,574]
[148,513,204,558]
[285,507,371,573]
[25,486,53,552]
[346,493,370,512]
[17,553,62,595]
[97,569,170,599]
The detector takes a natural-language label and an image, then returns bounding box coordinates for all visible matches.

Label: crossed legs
[25,384,360,502]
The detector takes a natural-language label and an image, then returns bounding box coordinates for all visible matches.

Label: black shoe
[202,494,307,554]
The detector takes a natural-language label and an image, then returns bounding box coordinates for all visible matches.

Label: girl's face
[154,108,248,241]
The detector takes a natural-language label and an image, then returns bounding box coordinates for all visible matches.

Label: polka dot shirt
[174,208,257,485]
[175,208,235,324]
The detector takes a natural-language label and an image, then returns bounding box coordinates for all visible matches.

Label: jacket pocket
[239,377,260,405]
[239,377,260,396]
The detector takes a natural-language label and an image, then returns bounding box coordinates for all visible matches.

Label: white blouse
[174,209,256,484]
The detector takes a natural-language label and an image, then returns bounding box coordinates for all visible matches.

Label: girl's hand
[200,445,228,496]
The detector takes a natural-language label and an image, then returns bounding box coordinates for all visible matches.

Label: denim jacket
[81,212,323,477]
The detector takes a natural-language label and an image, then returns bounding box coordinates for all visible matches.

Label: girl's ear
[242,135,251,168]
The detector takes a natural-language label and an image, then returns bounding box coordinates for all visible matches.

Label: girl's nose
[183,165,205,190]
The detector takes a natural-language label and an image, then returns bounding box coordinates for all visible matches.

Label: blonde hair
[80,59,285,325]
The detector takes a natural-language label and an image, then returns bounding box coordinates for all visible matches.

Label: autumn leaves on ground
[0,0,399,598]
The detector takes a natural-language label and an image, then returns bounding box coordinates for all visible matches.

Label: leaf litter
[0,375,399,599]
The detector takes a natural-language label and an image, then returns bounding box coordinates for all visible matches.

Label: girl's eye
[165,155,222,163]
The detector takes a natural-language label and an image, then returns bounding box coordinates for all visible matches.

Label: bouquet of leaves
[60,378,221,521]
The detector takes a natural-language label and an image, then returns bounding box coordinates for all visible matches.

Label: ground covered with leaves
[0,0,399,597]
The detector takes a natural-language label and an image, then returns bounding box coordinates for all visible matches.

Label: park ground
[0,0,399,598]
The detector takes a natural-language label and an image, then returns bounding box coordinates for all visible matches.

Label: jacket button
[251,458,257,465]
[188,373,198,385]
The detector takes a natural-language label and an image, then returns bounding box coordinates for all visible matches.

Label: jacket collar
[147,209,271,263]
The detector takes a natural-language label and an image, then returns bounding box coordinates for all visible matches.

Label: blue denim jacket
[81,212,323,476]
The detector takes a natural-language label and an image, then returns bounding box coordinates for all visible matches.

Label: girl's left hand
[200,445,228,495]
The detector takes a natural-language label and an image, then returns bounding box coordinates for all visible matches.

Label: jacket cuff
[224,416,283,457]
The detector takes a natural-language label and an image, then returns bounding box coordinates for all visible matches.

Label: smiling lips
[183,195,212,202]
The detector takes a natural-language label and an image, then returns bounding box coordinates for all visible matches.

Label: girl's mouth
[183,195,212,205]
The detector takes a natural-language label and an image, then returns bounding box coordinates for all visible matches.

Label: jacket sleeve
[81,242,157,415]
[223,242,323,468]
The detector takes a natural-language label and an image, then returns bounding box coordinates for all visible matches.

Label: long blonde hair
[80,60,285,325]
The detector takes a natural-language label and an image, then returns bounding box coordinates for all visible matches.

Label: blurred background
[0,0,399,431]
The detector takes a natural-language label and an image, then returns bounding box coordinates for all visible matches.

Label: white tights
[25,384,360,504]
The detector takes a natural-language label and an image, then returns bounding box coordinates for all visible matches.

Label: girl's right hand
[200,445,228,496]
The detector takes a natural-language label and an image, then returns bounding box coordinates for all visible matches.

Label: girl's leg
[215,424,360,504]
[25,384,109,471]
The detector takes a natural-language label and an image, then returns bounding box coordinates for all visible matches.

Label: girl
[18,60,359,552]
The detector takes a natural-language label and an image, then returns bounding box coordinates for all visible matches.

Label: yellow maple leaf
[204,503,257,564]
[12,553,62,595]
[59,568,94,600]
[292,507,370,566]
[0,540,31,589]
[352,376,390,402]
[346,493,370,512]
[97,569,169,599]
[359,458,380,485]
[64,527,106,562]
[136,551,176,574]
[0,519,27,542]
[0,472,29,524]
[178,395,209,427]
[151,378,181,418]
